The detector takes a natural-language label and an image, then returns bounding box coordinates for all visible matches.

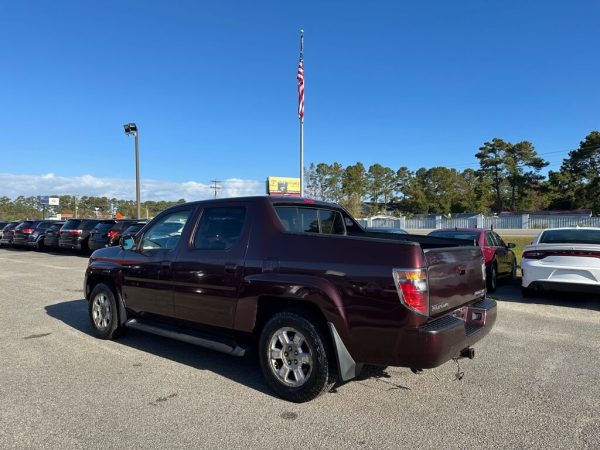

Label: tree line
[2,131,599,221]
[305,131,600,217]
[0,195,185,221]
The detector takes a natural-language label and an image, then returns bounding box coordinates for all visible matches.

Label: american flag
[297,34,304,121]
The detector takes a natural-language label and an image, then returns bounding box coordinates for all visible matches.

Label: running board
[125,318,246,357]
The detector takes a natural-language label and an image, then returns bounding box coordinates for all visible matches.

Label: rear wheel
[35,237,45,251]
[259,311,337,403]
[521,286,535,298]
[88,283,125,339]
[487,262,498,293]
[511,260,518,282]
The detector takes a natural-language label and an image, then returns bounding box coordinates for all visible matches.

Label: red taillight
[107,230,118,239]
[523,249,600,260]
[393,269,429,315]
[522,251,545,260]
[22,228,34,234]
[68,230,82,236]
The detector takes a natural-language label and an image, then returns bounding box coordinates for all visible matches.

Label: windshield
[538,229,600,245]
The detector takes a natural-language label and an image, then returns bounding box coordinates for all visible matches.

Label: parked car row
[0,218,146,252]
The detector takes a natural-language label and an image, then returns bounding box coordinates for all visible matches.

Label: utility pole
[123,123,141,219]
[211,180,221,198]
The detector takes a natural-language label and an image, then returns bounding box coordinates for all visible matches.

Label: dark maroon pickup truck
[84,196,496,402]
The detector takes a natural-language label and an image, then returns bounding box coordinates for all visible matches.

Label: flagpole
[299,29,305,197]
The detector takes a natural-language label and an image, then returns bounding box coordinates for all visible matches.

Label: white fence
[357,214,600,230]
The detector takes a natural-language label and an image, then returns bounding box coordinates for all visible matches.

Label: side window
[485,232,495,246]
[193,207,246,250]
[141,210,191,250]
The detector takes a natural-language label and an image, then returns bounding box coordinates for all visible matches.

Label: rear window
[82,220,102,230]
[538,229,600,245]
[430,231,480,242]
[111,220,137,231]
[36,221,54,230]
[62,219,82,230]
[15,221,34,230]
[93,221,117,232]
[274,206,346,235]
[123,224,144,234]
[46,223,64,232]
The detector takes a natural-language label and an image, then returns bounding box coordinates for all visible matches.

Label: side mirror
[121,235,135,251]
[507,242,516,249]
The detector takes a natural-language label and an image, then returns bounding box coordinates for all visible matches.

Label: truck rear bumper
[393,298,497,369]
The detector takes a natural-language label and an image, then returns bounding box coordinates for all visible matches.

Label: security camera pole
[123,123,141,219]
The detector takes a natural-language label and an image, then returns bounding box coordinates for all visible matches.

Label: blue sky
[1,1,599,200]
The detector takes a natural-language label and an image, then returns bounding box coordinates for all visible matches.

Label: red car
[429,228,517,292]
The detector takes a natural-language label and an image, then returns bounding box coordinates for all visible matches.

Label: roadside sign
[39,196,59,205]
[266,177,301,196]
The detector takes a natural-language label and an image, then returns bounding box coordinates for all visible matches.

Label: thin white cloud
[0,173,264,201]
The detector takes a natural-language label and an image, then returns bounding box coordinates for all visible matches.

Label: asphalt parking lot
[1,248,599,449]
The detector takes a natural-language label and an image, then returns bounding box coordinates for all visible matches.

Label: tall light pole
[123,123,141,219]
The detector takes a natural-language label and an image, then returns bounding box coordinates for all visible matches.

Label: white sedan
[521,227,600,296]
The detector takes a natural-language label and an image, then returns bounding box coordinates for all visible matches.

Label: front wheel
[511,260,518,282]
[259,311,337,403]
[88,283,125,339]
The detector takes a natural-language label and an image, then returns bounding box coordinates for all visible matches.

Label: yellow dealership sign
[267,177,301,196]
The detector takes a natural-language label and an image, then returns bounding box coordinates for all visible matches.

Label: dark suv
[0,221,22,247]
[59,219,102,252]
[42,222,66,251]
[12,220,61,249]
[89,220,144,251]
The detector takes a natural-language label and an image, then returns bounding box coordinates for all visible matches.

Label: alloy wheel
[268,327,313,387]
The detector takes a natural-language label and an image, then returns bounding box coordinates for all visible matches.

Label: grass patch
[499,235,534,267]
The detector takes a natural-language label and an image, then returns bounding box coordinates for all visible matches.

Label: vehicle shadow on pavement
[44,298,276,399]
[492,280,600,311]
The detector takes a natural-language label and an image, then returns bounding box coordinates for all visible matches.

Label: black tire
[35,237,45,251]
[487,262,498,293]
[521,286,535,298]
[259,311,337,403]
[88,283,125,340]
[511,260,518,283]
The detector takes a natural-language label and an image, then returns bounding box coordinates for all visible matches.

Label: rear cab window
[274,206,346,235]
[193,207,247,250]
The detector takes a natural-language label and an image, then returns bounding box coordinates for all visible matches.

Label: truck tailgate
[425,246,486,315]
